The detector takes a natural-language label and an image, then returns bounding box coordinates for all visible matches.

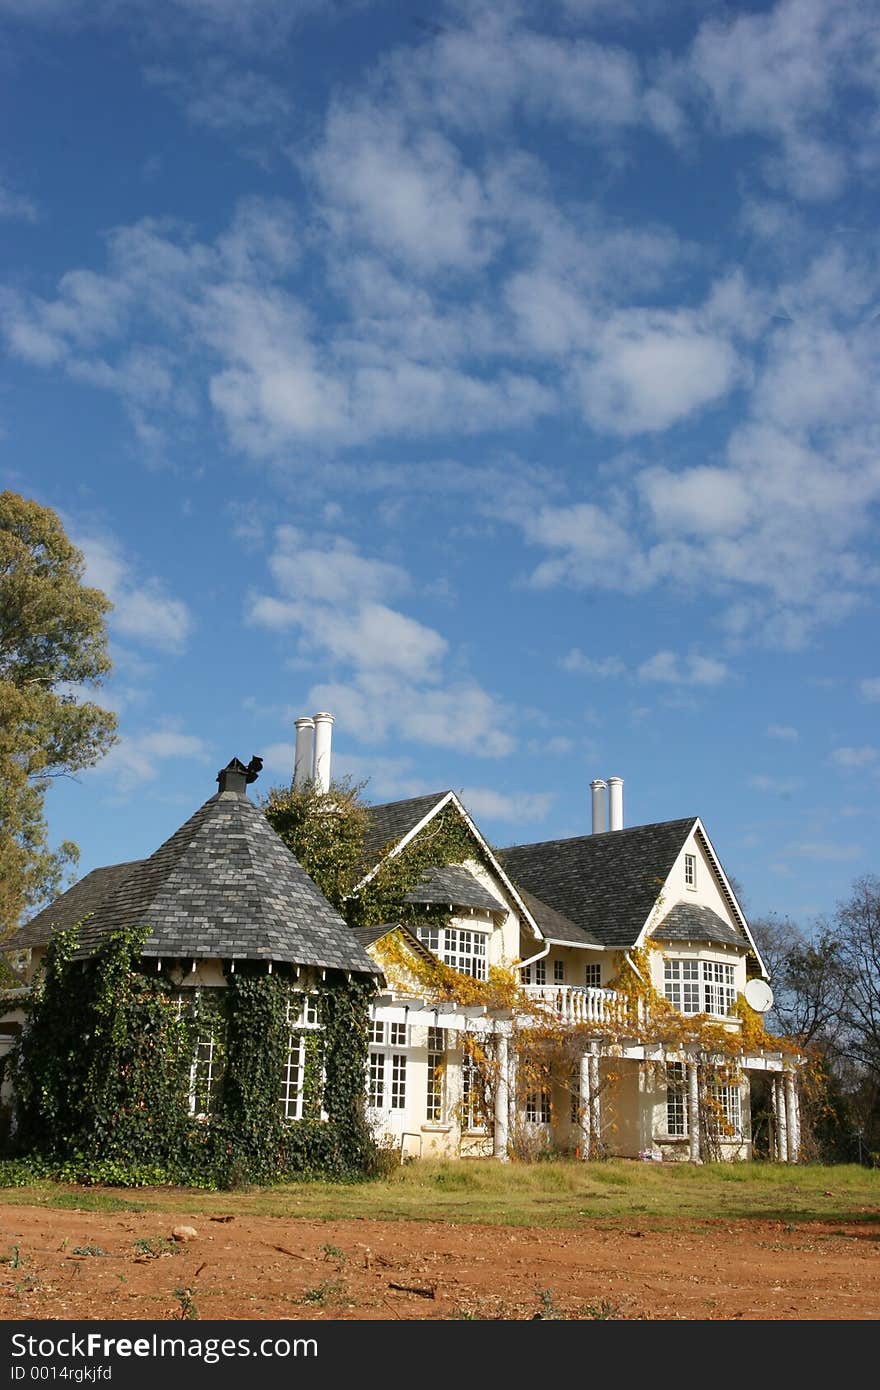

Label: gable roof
[6,786,379,977]
[362,792,450,863]
[499,818,699,949]
[404,863,505,913]
[360,790,543,940]
[650,901,747,948]
[351,922,437,966]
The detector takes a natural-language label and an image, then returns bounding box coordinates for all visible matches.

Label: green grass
[0,1159,877,1227]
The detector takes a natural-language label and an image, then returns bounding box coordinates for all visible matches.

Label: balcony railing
[523,983,631,1026]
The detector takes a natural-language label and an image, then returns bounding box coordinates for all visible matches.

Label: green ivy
[5,924,377,1187]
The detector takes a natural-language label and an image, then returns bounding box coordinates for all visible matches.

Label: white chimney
[608,775,624,831]
[293,717,315,790]
[590,779,607,834]
[312,711,334,793]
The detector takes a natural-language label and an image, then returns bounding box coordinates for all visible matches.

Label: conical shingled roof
[42,783,380,976]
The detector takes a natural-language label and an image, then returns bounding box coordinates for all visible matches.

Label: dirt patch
[1,1203,878,1320]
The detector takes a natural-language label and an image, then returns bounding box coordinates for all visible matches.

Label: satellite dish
[745,978,774,1013]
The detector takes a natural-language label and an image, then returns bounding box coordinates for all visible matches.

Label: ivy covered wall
[5,924,377,1187]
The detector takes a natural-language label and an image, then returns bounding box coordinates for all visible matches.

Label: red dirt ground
[2,1203,879,1320]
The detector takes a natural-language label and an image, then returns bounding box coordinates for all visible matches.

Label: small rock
[172,1225,198,1243]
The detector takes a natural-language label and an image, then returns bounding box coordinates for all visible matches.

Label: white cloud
[831,746,878,768]
[248,529,516,759]
[749,774,803,795]
[308,100,496,273]
[92,727,211,794]
[858,677,880,702]
[0,177,38,222]
[766,724,799,742]
[637,651,729,686]
[459,786,555,823]
[560,649,625,678]
[572,315,741,435]
[786,840,863,861]
[77,530,194,654]
[144,60,293,133]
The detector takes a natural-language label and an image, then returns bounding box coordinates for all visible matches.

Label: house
[1,719,802,1169]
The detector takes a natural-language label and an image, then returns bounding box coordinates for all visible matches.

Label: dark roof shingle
[6,791,380,976]
[649,901,747,948]
[404,863,504,912]
[362,792,450,865]
[499,819,698,949]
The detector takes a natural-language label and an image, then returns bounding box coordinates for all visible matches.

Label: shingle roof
[362,792,451,863]
[6,861,144,950]
[516,887,600,946]
[7,789,380,976]
[649,901,747,948]
[499,818,698,949]
[404,863,505,912]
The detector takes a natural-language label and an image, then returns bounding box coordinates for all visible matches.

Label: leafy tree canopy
[0,491,117,935]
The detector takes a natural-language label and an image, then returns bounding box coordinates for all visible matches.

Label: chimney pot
[312,711,334,794]
[293,716,315,790]
[217,757,250,797]
[608,775,624,831]
[590,779,607,834]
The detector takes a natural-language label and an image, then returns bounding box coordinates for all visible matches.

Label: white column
[589,1048,601,1154]
[784,1069,799,1164]
[770,1074,780,1160]
[688,1060,701,1163]
[579,1051,592,1159]
[507,1048,518,1141]
[312,711,334,793]
[293,717,315,789]
[494,1035,509,1161]
[776,1074,789,1163]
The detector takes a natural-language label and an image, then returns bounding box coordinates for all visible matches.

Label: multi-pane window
[684,853,697,888]
[461,1054,489,1131]
[415,926,488,980]
[280,995,321,1120]
[190,1035,220,1117]
[666,1062,687,1136]
[426,1026,445,1122]
[709,1083,742,1138]
[584,963,602,989]
[553,959,565,984]
[367,1021,408,1111]
[702,962,736,1017]
[526,1090,551,1124]
[664,959,735,1017]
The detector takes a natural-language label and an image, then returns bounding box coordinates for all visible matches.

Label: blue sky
[2,0,879,928]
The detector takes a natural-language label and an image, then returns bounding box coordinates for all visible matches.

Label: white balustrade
[522,983,628,1026]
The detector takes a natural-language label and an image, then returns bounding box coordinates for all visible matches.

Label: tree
[750,913,846,1051]
[0,491,117,936]
[835,875,880,1084]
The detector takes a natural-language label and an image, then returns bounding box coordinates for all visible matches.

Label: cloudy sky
[2,0,879,927]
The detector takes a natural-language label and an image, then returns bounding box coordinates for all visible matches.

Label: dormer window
[684,853,697,889]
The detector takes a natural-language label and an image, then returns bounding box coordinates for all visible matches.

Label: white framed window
[526,1089,551,1124]
[709,1082,742,1138]
[666,1062,687,1137]
[584,963,602,989]
[415,925,488,980]
[684,853,697,889]
[426,1026,445,1122]
[534,958,546,985]
[461,1053,489,1131]
[367,1020,409,1111]
[280,995,322,1120]
[664,959,735,1017]
[553,959,565,984]
[190,1035,220,1117]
